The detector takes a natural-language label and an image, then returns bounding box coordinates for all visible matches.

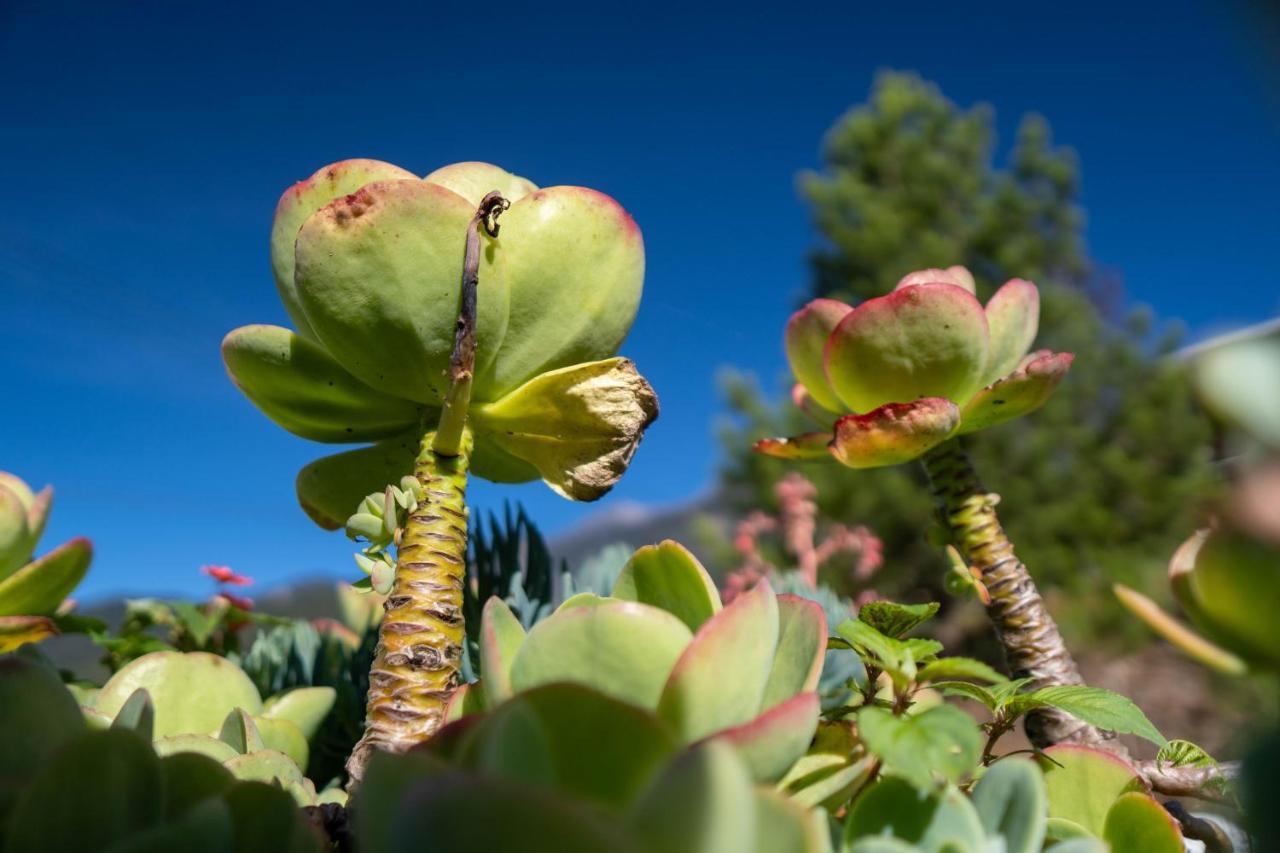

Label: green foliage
[720,71,1219,640]
[0,654,324,852]
[357,684,828,853]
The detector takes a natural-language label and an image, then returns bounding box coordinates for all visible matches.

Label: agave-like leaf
[271,159,417,340]
[982,279,1041,387]
[828,398,961,468]
[477,186,644,398]
[472,357,658,501]
[958,351,1073,435]
[825,283,990,413]
[222,325,422,443]
[293,179,509,404]
[785,299,852,412]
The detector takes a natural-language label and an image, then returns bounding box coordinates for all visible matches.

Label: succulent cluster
[449,540,828,784]
[756,267,1071,467]
[0,653,326,851]
[0,472,92,652]
[78,651,340,806]
[223,159,658,529]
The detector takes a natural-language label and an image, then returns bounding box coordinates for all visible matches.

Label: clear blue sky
[3,0,1278,599]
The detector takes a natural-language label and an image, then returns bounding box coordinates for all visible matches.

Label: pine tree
[720,72,1218,640]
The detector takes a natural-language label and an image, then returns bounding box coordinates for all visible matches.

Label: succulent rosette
[756,266,1073,468]
[222,159,657,527]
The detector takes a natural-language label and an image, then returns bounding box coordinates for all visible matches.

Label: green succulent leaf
[423,161,538,207]
[1102,792,1184,853]
[156,752,234,820]
[982,279,1041,386]
[222,325,422,443]
[4,729,162,853]
[857,601,940,638]
[970,758,1048,853]
[611,540,722,632]
[0,653,86,820]
[473,357,659,501]
[629,741,756,853]
[1039,744,1144,836]
[478,186,644,398]
[0,483,33,580]
[855,704,983,789]
[509,601,692,709]
[295,433,419,530]
[270,159,417,340]
[711,692,820,783]
[825,283,990,413]
[0,614,59,652]
[751,786,832,853]
[252,716,309,770]
[1193,330,1280,449]
[153,734,239,763]
[260,686,336,741]
[0,536,92,617]
[96,652,264,739]
[844,776,986,852]
[785,299,853,412]
[455,684,678,811]
[218,708,265,754]
[657,578,780,742]
[479,596,527,706]
[111,688,156,741]
[761,595,827,707]
[294,178,508,404]
[958,351,1074,435]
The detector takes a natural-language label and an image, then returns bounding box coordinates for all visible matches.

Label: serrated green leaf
[918,657,1007,685]
[857,601,940,638]
[856,704,983,789]
[935,681,1000,711]
[1007,686,1164,746]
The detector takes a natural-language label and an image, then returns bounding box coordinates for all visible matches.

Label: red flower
[202,565,252,586]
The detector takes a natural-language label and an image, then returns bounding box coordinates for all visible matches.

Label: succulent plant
[448,540,827,785]
[751,267,1114,754]
[755,267,1070,469]
[80,651,340,806]
[357,683,830,853]
[0,652,326,851]
[0,472,92,653]
[223,159,658,781]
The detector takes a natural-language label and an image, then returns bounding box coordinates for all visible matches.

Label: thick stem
[346,429,472,786]
[922,439,1111,749]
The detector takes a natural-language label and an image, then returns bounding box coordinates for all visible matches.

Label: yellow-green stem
[346,428,472,786]
[922,439,1111,749]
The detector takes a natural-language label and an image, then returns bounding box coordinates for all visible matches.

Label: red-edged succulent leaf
[480,597,527,707]
[423,161,538,206]
[791,384,840,427]
[271,159,417,340]
[983,279,1041,386]
[762,595,827,707]
[657,578,780,742]
[753,432,835,461]
[958,350,1073,435]
[894,266,976,294]
[825,284,990,413]
[828,398,961,469]
[711,692,821,783]
[0,615,59,653]
[785,299,852,412]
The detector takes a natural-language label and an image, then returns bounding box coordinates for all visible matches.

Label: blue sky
[3,0,1278,599]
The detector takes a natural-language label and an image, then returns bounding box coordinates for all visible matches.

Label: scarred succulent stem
[346,428,472,788]
[432,191,509,457]
[922,439,1111,749]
